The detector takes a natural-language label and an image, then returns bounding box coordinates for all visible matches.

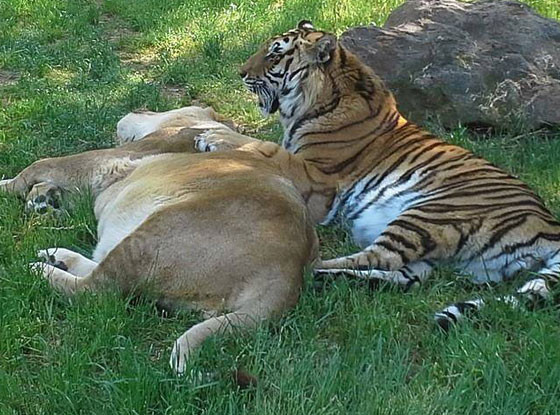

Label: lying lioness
[0,106,319,375]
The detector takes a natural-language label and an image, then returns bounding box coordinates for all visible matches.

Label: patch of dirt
[96,11,156,78]
[160,84,186,100]
[0,70,20,86]
[99,12,136,43]
[118,50,157,76]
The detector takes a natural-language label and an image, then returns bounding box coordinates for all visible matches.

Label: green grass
[1,0,560,413]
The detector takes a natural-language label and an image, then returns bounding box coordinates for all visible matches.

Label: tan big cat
[0,106,319,375]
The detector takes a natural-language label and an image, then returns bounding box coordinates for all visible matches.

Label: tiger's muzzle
[243,77,280,116]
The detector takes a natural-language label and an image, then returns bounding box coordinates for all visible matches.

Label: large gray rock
[341,0,560,130]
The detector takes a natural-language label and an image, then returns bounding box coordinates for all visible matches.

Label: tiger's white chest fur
[334,171,424,248]
[351,194,420,247]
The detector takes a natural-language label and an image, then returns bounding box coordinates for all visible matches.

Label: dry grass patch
[96,10,156,78]
[160,84,186,100]
[99,12,136,44]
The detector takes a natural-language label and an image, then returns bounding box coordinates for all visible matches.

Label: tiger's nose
[239,69,247,78]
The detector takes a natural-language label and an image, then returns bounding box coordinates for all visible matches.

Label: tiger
[194,20,560,329]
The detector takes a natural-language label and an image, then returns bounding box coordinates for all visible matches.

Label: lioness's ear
[309,33,337,65]
[298,20,314,31]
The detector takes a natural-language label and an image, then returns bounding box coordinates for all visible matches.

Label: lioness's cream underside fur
[0,106,318,374]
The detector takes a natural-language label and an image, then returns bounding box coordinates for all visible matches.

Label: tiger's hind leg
[524,252,560,298]
[512,250,560,304]
[314,213,446,279]
[434,250,560,331]
[433,279,552,332]
[315,260,433,290]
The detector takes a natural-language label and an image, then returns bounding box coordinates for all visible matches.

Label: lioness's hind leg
[169,276,298,375]
[38,248,98,277]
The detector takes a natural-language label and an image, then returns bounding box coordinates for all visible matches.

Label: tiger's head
[239,20,339,118]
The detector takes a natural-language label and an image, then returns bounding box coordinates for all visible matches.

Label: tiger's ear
[309,33,337,65]
[298,20,314,31]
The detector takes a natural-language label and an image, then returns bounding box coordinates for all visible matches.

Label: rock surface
[341,0,560,129]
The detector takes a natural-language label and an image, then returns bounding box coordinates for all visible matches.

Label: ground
[1,0,560,414]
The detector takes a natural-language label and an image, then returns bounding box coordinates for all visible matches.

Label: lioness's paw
[194,131,219,153]
[194,128,242,153]
[25,182,61,214]
[0,178,14,192]
[28,261,54,279]
[37,248,69,272]
[170,337,192,376]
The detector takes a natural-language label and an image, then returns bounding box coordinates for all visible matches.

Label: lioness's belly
[92,154,193,262]
[93,181,185,263]
[91,152,279,263]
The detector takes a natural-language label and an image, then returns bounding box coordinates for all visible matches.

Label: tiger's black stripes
[357,135,439,190]
[286,95,342,141]
[388,218,437,256]
[375,240,411,264]
[315,112,402,175]
[287,65,308,81]
[382,231,418,252]
[347,147,452,220]
[293,107,383,152]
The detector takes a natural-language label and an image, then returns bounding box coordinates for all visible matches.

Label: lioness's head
[239,20,338,117]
